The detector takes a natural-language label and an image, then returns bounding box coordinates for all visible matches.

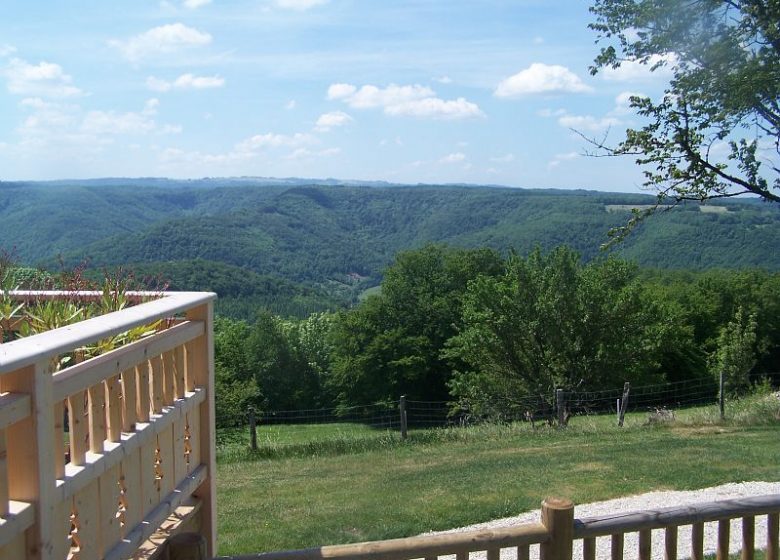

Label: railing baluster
[121,367,137,432]
[487,547,500,560]
[768,513,779,560]
[88,382,106,453]
[611,533,624,560]
[517,544,529,560]
[717,519,730,560]
[54,400,65,478]
[743,516,755,560]
[0,428,7,517]
[639,529,651,560]
[69,390,88,465]
[692,522,704,560]
[583,537,596,560]
[137,361,151,423]
[150,355,164,414]
[665,526,678,560]
[105,375,122,443]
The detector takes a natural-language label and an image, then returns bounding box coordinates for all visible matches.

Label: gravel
[425,481,780,560]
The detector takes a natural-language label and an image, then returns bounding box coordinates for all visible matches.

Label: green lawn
[215,399,780,556]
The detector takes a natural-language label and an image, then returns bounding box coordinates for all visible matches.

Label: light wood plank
[88,382,106,454]
[121,367,137,433]
[72,479,100,560]
[186,301,217,558]
[53,401,65,480]
[0,431,7,518]
[158,426,174,498]
[150,355,164,415]
[0,393,31,431]
[0,292,214,376]
[99,465,122,557]
[2,361,56,560]
[68,390,88,466]
[174,344,186,400]
[137,360,151,423]
[105,375,122,443]
[163,351,175,407]
[173,418,187,485]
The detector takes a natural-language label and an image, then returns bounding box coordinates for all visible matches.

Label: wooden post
[186,301,217,558]
[556,389,565,428]
[399,395,408,440]
[719,370,725,420]
[248,407,258,451]
[768,513,779,560]
[540,497,573,560]
[166,532,207,560]
[618,382,630,427]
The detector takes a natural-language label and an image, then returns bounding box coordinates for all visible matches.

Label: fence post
[248,406,258,451]
[556,389,565,428]
[540,497,574,560]
[719,371,725,420]
[399,395,408,440]
[618,382,630,427]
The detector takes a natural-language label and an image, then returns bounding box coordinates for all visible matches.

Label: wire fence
[218,371,779,451]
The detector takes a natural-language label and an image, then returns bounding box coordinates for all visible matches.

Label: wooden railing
[0,290,217,560]
[216,495,780,560]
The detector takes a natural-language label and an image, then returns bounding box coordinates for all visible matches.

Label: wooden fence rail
[0,290,217,560]
[214,495,780,560]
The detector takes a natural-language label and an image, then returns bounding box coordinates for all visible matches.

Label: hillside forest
[1,180,779,425]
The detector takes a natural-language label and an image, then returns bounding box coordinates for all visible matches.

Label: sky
[0,0,676,192]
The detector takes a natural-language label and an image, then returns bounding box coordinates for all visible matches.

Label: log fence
[0,290,217,560]
[212,494,780,560]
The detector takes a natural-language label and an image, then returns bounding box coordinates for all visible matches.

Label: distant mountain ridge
[2,178,778,317]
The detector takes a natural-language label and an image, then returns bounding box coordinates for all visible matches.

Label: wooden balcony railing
[0,290,217,560]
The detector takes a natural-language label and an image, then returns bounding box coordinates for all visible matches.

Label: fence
[0,290,217,560]
[235,373,779,451]
[210,494,780,560]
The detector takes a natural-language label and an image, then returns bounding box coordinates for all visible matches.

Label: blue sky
[0,0,675,191]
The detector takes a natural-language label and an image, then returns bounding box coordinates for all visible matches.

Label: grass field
[215,397,780,556]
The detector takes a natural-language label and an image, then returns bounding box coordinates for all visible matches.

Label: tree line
[213,244,780,426]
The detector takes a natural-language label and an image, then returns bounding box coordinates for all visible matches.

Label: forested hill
[2,180,778,317]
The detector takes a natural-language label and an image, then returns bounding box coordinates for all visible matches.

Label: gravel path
[426,482,780,560]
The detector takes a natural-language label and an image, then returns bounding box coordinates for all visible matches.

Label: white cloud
[490,153,515,163]
[533,36,544,45]
[287,147,340,159]
[235,132,315,153]
[601,53,677,82]
[385,97,483,120]
[110,23,212,62]
[328,82,483,120]
[274,0,328,10]
[557,114,622,133]
[333,83,434,109]
[146,73,225,92]
[537,108,567,118]
[315,110,352,132]
[0,45,16,58]
[439,152,466,164]
[547,151,579,169]
[5,58,82,97]
[495,63,592,97]
[285,99,297,110]
[327,83,357,100]
[184,0,211,8]
[613,91,648,114]
[435,76,453,84]
[82,109,158,135]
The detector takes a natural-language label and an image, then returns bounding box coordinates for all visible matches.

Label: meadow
[214,395,780,556]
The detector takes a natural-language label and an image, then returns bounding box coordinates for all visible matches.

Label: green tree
[328,245,503,407]
[710,305,759,396]
[588,0,780,236]
[445,247,669,418]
